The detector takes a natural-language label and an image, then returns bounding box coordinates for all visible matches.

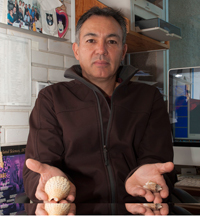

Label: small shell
[45,203,71,215]
[143,181,162,193]
[45,176,70,202]
[143,203,162,210]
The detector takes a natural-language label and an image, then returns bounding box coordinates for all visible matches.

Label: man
[11,160,24,193]
[34,8,39,20]
[19,1,23,16]
[18,7,23,21]
[24,4,28,17]
[28,4,32,15]
[34,15,42,33]
[24,10,30,24]
[12,6,18,22]
[23,7,176,215]
[31,6,35,21]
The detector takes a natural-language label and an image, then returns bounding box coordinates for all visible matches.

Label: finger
[153,192,162,203]
[26,158,49,174]
[155,162,174,175]
[153,210,161,215]
[68,203,76,215]
[125,203,146,215]
[35,177,48,201]
[143,189,155,203]
[160,203,169,215]
[143,207,154,215]
[35,203,48,215]
[126,185,146,197]
[66,182,76,203]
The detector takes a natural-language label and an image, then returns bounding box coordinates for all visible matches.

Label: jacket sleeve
[126,88,177,200]
[23,88,66,203]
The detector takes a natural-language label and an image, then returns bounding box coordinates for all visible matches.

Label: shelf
[0,22,68,42]
[126,30,169,53]
[75,0,170,53]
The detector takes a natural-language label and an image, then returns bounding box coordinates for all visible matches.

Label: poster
[5,0,69,38]
[0,145,26,215]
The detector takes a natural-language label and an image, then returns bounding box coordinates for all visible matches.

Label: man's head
[73,7,127,83]
[14,160,20,170]
[13,6,16,13]
[75,7,127,46]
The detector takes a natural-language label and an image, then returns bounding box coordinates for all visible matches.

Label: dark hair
[75,7,127,45]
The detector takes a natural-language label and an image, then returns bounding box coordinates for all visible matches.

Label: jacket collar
[64,65,138,92]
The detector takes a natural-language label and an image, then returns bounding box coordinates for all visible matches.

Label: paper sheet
[0,33,31,106]
[0,0,7,23]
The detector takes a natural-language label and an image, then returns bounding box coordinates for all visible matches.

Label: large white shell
[143,181,162,193]
[143,203,162,210]
[45,176,71,202]
[45,203,71,215]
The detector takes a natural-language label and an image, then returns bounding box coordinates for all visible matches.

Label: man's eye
[86,39,95,43]
[108,40,117,44]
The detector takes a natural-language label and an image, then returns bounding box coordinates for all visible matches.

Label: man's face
[73,15,127,82]
[13,7,16,13]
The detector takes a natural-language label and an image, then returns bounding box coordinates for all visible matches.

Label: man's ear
[122,44,128,61]
[72,43,79,61]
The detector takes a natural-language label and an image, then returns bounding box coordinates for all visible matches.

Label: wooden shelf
[75,0,170,53]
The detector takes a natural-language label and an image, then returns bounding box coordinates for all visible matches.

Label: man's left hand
[125,162,174,203]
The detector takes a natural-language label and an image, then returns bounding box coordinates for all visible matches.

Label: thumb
[26,158,49,174]
[156,162,174,175]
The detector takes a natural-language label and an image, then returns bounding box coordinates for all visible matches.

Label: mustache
[92,55,110,63]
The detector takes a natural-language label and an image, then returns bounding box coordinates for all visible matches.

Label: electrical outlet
[181,168,196,175]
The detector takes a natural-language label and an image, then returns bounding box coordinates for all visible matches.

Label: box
[135,18,182,41]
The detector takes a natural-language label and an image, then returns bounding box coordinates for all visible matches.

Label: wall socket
[181,167,196,175]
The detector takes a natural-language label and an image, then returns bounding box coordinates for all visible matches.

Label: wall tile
[32,50,64,68]
[48,40,73,56]
[6,128,29,144]
[32,66,48,81]
[48,69,73,82]
[0,27,6,34]
[64,55,79,68]
[0,128,5,144]
[0,112,29,126]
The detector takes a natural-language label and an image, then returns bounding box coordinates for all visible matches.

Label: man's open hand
[26,158,76,215]
[125,162,174,204]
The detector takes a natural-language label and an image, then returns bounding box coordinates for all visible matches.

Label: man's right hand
[26,158,76,215]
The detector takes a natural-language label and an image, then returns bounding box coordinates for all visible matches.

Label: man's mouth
[93,60,109,67]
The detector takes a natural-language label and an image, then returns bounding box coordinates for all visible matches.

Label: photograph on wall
[6,0,69,38]
[0,145,26,215]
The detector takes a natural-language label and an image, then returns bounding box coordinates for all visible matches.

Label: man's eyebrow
[83,33,121,39]
[83,33,97,38]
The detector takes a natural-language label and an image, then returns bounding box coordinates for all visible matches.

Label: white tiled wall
[0,0,79,147]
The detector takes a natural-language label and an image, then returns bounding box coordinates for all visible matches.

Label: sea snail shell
[143,203,162,210]
[44,203,71,215]
[44,176,71,202]
[143,181,162,193]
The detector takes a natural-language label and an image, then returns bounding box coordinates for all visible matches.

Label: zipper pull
[103,145,108,166]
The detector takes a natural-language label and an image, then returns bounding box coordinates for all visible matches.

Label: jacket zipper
[93,91,116,215]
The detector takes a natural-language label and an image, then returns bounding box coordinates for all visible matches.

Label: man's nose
[95,41,108,55]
